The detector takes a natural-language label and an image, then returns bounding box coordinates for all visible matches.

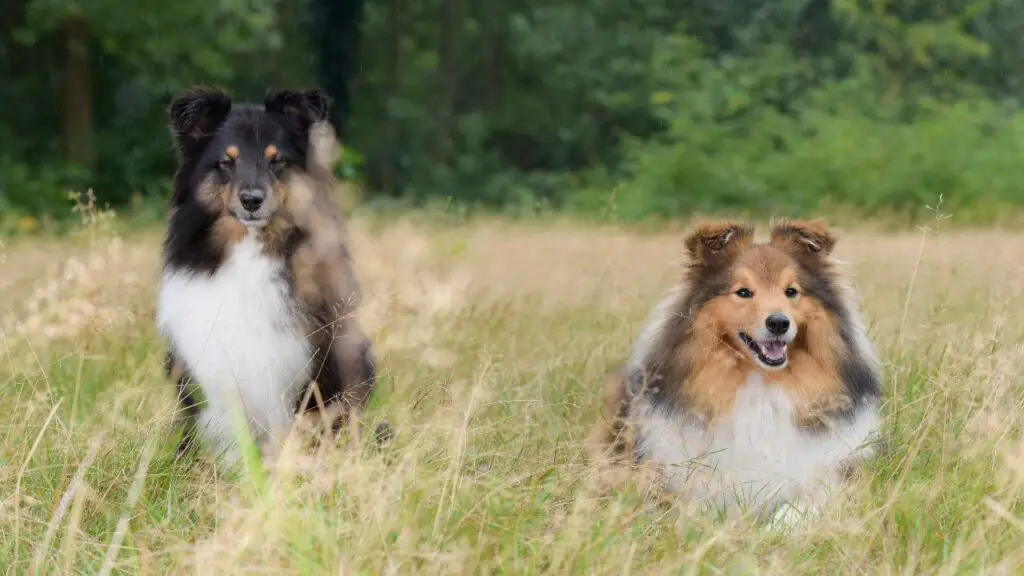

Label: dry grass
[2,203,1024,574]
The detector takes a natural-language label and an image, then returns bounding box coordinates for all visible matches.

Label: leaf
[650,91,673,105]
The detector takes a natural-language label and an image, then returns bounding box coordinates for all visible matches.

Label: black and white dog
[157,86,379,465]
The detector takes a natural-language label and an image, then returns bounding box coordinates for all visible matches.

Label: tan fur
[193,177,247,246]
[592,219,856,471]
[684,220,754,269]
[218,185,230,210]
[276,161,367,434]
[196,177,227,213]
[243,168,360,299]
[676,306,748,422]
[309,121,342,171]
[273,180,289,213]
[770,218,836,255]
[588,370,635,460]
[255,181,297,260]
[586,370,646,493]
[200,136,359,310]
[281,173,361,306]
[212,216,246,246]
[168,359,184,383]
[288,243,322,311]
[264,144,279,160]
[680,244,848,424]
[199,126,371,437]
[225,145,239,160]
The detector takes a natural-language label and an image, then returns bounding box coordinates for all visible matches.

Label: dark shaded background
[2,0,1023,224]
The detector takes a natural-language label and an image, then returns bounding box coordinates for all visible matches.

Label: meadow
[2,198,1024,575]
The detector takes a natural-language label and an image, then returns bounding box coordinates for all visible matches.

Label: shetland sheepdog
[156,86,380,466]
[591,219,883,524]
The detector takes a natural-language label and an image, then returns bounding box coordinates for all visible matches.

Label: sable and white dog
[156,86,379,465]
[591,220,884,525]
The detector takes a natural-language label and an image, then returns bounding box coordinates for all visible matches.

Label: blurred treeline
[3,0,1024,227]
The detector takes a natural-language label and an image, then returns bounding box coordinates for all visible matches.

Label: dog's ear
[265,88,332,132]
[167,86,232,153]
[770,218,837,258]
[684,221,754,268]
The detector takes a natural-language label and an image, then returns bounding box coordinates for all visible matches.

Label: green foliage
[345,0,1024,221]
[0,0,287,215]
[5,0,1024,223]
[600,33,1024,221]
[0,156,90,233]
[17,0,279,81]
[335,145,366,183]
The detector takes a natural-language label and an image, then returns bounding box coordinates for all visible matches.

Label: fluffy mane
[594,219,883,470]
[157,86,380,464]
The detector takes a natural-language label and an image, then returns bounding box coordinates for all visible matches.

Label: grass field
[2,204,1024,574]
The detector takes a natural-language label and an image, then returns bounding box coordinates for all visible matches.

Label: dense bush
[604,100,1024,222]
[594,35,1024,221]
[4,0,1024,226]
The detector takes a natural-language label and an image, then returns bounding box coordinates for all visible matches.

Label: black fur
[795,266,882,415]
[164,87,330,274]
[164,349,200,456]
[161,85,384,453]
[163,197,222,274]
[636,265,733,411]
[636,242,880,423]
[168,86,232,160]
[302,319,378,411]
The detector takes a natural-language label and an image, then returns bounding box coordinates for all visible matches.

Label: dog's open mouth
[738,332,788,368]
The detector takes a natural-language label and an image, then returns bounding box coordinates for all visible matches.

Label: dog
[590,219,883,525]
[156,85,380,466]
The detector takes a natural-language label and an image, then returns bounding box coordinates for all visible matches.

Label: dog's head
[684,219,840,372]
[167,86,331,228]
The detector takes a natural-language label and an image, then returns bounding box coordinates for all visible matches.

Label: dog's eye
[785,287,799,298]
[217,158,234,171]
[735,288,753,298]
[269,158,286,173]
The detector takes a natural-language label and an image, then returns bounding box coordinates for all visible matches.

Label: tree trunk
[479,2,502,109]
[311,0,364,139]
[437,0,459,163]
[63,17,94,172]
[382,0,400,194]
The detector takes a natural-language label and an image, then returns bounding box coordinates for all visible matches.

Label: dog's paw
[373,421,395,446]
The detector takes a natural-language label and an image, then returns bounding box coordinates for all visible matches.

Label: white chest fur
[633,373,879,520]
[156,235,313,462]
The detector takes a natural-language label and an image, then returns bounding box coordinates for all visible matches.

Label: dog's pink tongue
[762,341,786,360]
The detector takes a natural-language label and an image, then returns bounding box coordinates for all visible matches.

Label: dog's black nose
[239,190,264,212]
[765,314,791,335]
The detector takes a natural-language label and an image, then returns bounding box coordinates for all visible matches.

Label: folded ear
[265,88,332,131]
[167,86,231,153]
[770,218,837,257]
[684,221,754,268]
